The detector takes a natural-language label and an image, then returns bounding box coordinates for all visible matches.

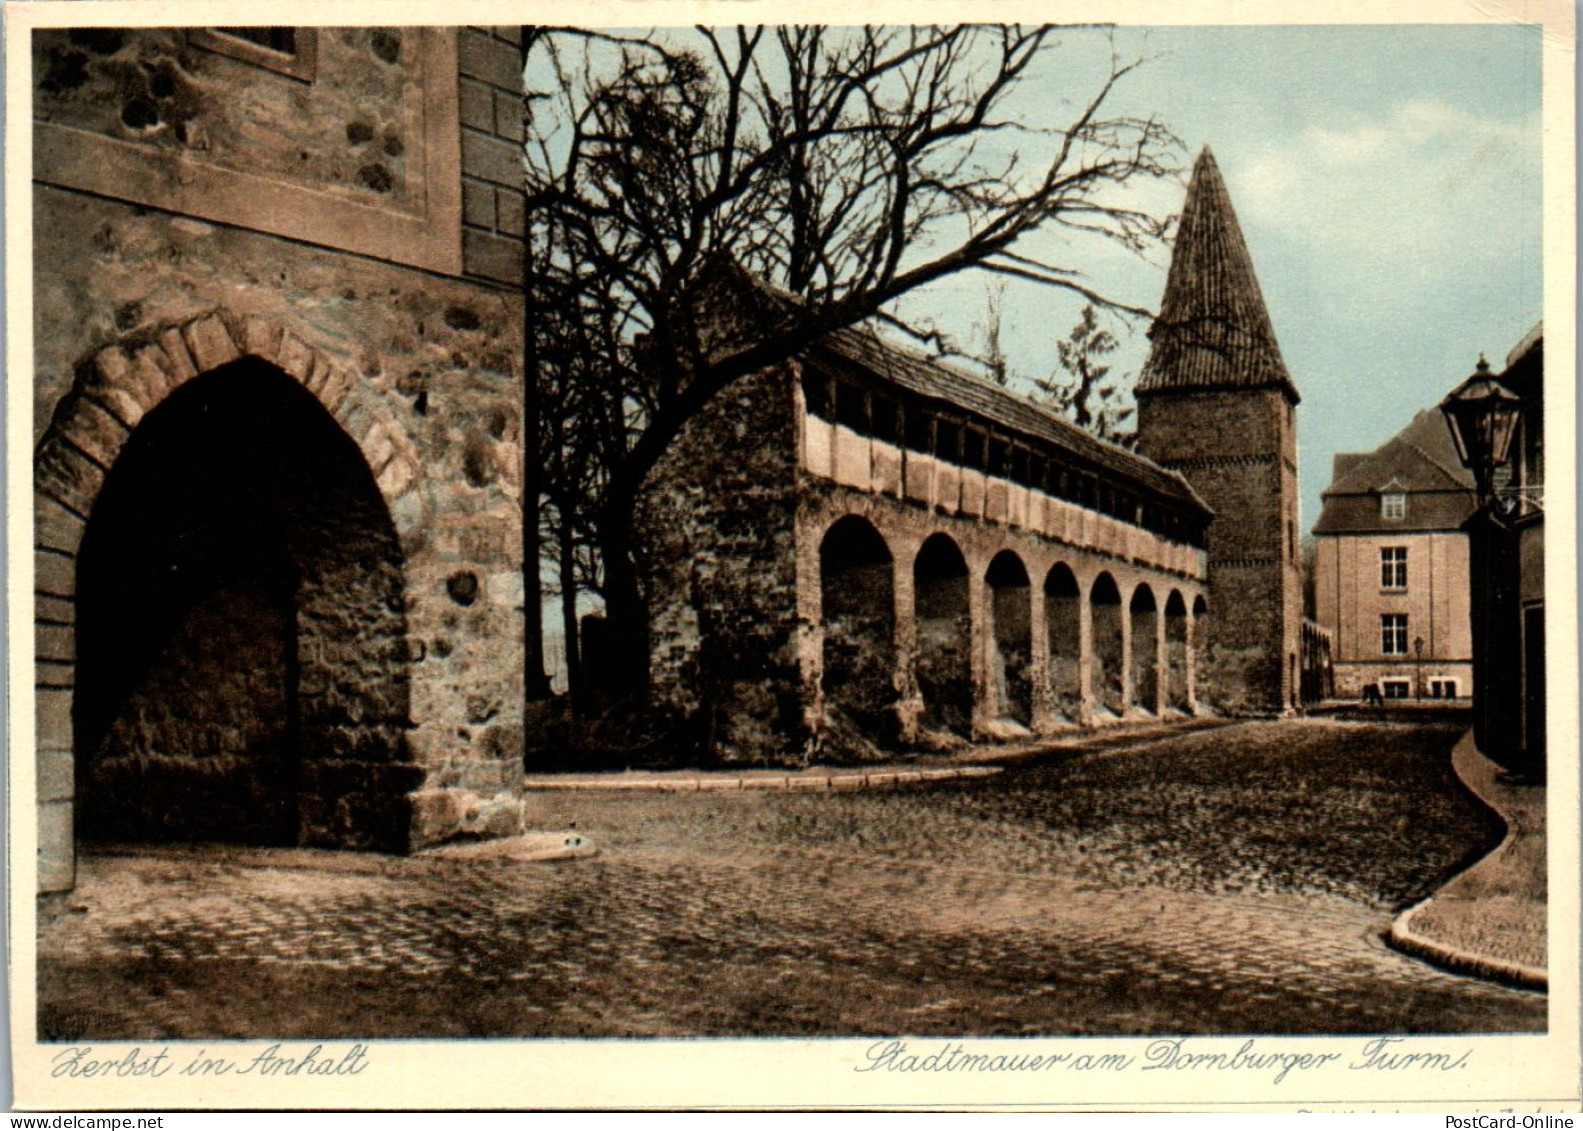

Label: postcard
[7,0,1577,1111]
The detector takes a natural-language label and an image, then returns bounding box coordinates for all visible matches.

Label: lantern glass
[1439,365,1523,479]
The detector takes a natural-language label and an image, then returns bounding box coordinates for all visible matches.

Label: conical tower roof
[1138,147,1300,403]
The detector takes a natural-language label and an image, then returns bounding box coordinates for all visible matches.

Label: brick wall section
[1313,531,1473,698]
[1137,388,1302,713]
[637,367,809,764]
[458,27,524,287]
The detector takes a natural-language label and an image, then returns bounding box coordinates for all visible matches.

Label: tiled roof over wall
[814,328,1210,516]
[1138,147,1300,403]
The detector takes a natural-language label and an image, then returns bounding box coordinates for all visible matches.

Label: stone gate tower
[1135,146,1302,713]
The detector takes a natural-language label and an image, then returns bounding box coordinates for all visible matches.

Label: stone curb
[1385,730,1547,992]
[1387,914,1547,992]
[524,765,1001,793]
[417,830,598,862]
[955,717,1238,767]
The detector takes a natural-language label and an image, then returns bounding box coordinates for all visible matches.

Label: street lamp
[1438,356,1523,505]
[1440,353,1532,782]
[1414,635,1424,701]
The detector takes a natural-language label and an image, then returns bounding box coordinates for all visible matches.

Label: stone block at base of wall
[409,787,535,848]
[38,799,74,893]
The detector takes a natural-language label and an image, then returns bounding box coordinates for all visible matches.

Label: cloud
[1236,100,1541,276]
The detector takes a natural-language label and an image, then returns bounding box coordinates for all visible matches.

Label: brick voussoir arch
[35,310,421,553]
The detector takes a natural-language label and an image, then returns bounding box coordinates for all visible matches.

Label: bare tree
[975,281,1013,387]
[523,25,1179,696]
[1033,302,1136,445]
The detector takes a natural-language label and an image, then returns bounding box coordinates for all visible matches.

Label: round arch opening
[1090,572,1124,716]
[985,551,1032,726]
[1165,590,1190,711]
[1045,563,1081,722]
[913,534,972,735]
[1129,583,1159,714]
[818,515,896,731]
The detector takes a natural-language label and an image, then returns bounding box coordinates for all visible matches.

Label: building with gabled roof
[1135,146,1304,713]
[1311,406,1478,700]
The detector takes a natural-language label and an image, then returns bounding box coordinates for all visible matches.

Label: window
[870,396,899,444]
[1382,613,1409,656]
[222,27,298,54]
[1430,679,1458,699]
[190,29,318,82]
[1381,492,1406,520]
[962,429,985,469]
[1380,547,1408,590]
[1382,679,1411,700]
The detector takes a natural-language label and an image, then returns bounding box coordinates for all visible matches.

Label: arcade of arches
[811,512,1204,742]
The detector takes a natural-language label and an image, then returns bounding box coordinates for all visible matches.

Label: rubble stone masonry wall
[638,368,808,764]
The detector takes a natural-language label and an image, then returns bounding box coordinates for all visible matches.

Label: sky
[535,23,1545,660]
[895,23,1544,534]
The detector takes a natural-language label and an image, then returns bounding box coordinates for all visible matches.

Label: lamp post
[1414,635,1424,701]
[1440,355,1527,778]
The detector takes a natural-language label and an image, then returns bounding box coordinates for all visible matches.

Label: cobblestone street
[38,719,1546,1039]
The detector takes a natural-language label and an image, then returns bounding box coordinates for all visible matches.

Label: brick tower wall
[1137,388,1301,713]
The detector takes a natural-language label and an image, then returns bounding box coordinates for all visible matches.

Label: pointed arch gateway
[34,313,425,889]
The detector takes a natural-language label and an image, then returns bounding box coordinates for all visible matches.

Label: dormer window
[1381,491,1406,520]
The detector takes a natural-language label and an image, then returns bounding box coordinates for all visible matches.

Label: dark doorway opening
[74,360,410,847]
[913,534,972,735]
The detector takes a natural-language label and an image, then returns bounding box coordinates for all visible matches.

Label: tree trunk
[596,506,651,701]
[558,519,583,711]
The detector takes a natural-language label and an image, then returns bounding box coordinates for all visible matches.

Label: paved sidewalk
[1388,730,1548,989]
[522,716,1232,791]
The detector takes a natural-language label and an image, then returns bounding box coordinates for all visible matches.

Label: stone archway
[1129,583,1159,715]
[34,312,423,891]
[1192,593,1210,693]
[1044,562,1082,723]
[74,359,413,847]
[1090,572,1124,716]
[819,515,896,732]
[985,550,1032,725]
[1165,590,1190,711]
[913,533,972,736]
